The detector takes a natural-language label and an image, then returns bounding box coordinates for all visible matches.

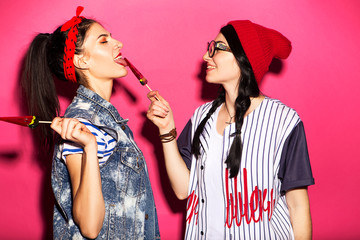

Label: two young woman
[147,20,314,239]
[21,5,313,239]
[22,7,160,239]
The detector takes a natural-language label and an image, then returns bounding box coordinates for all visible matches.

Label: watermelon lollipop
[0,116,52,129]
[124,58,152,91]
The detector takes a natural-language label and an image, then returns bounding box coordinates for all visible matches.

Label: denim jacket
[51,85,160,239]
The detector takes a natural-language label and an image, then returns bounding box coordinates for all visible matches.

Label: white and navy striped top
[61,119,116,165]
[177,97,314,240]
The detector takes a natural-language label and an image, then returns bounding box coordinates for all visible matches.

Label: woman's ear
[73,54,89,70]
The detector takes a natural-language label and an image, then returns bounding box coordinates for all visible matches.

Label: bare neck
[87,80,114,102]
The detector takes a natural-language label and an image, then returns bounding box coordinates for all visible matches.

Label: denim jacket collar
[64,85,129,141]
[76,85,125,123]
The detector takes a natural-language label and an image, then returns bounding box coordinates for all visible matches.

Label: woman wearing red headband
[21,7,160,239]
[147,20,314,239]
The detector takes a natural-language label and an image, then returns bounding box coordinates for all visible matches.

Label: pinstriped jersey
[178,97,314,240]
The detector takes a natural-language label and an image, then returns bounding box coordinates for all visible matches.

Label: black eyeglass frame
[207,40,232,58]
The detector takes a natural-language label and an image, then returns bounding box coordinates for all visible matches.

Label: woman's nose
[115,40,123,49]
[203,51,211,61]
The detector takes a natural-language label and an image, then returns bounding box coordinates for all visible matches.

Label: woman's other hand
[51,117,96,148]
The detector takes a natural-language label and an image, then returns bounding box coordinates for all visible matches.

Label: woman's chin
[116,69,128,78]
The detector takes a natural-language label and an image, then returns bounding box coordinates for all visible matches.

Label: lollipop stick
[145,84,160,101]
[145,84,152,91]
[146,85,160,101]
[38,121,52,124]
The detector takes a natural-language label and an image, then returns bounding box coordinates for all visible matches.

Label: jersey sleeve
[278,121,315,195]
[61,119,107,163]
[177,119,193,170]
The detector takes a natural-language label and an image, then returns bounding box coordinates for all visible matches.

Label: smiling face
[203,33,241,87]
[77,23,128,83]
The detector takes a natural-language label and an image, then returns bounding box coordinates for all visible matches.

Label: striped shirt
[178,97,314,240]
[61,119,116,165]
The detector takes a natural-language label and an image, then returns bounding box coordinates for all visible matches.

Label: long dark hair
[21,18,96,149]
[192,24,260,178]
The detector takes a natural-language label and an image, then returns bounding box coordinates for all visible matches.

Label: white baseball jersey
[177,97,314,240]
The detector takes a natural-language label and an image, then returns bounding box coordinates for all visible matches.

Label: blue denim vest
[51,85,160,239]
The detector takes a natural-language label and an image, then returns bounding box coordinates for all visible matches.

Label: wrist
[159,128,177,143]
[83,141,98,153]
[159,123,176,135]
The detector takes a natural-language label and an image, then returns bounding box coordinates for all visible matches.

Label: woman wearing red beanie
[147,20,314,239]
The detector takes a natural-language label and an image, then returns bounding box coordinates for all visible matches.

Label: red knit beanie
[228,20,292,83]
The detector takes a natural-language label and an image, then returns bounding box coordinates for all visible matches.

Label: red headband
[61,6,85,83]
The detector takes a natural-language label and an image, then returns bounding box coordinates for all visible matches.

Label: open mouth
[114,53,127,66]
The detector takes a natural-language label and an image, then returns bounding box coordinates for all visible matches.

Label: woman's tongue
[114,57,127,66]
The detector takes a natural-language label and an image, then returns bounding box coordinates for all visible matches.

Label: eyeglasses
[207,40,232,58]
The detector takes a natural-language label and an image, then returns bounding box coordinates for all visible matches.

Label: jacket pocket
[117,148,146,197]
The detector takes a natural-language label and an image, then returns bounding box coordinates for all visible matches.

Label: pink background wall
[0,0,359,239]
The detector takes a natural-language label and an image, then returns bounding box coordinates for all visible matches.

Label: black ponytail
[21,33,59,149]
[21,18,96,150]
